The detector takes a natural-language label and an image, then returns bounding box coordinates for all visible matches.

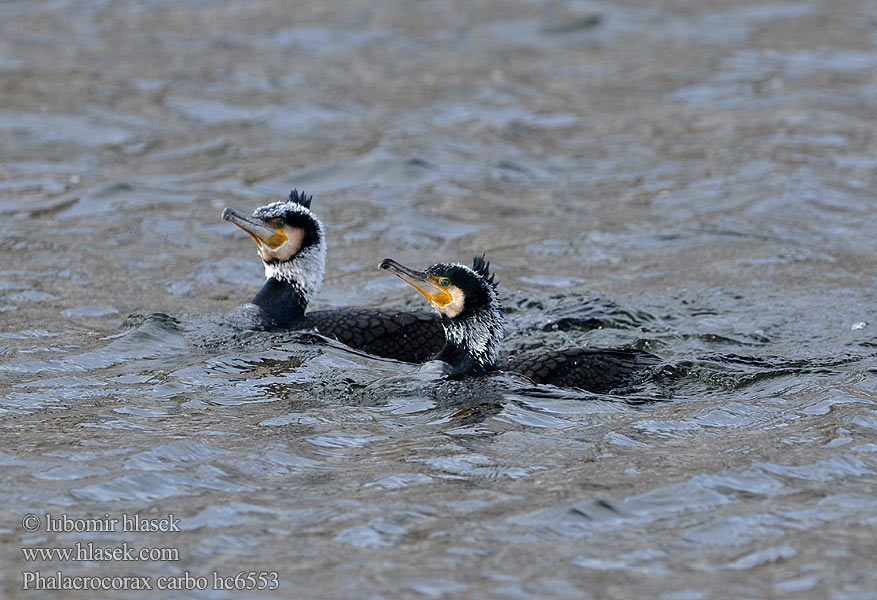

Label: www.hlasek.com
[22,571,280,592]
[23,542,179,562]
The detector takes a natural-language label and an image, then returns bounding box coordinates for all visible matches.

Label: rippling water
[1,0,875,598]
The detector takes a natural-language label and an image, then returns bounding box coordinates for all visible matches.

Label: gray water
[1,1,876,598]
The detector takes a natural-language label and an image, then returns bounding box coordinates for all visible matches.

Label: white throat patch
[263,241,325,303]
[437,284,466,319]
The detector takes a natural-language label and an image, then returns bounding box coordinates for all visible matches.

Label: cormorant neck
[435,341,494,376]
[250,277,307,328]
[263,243,325,304]
[435,304,504,376]
[250,242,325,328]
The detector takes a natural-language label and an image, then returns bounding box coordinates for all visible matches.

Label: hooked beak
[222,207,287,250]
[380,258,453,308]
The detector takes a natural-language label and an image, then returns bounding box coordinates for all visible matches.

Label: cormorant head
[222,189,326,301]
[380,255,504,373]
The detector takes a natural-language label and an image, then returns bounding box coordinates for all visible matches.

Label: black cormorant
[222,190,444,363]
[380,255,661,392]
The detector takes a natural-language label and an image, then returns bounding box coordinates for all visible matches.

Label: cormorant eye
[275,218,285,228]
[438,277,450,288]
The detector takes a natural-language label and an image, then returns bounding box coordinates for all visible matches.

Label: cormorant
[380,255,662,392]
[222,190,444,363]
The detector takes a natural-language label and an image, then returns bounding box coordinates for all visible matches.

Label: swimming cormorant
[380,255,661,392]
[222,190,444,363]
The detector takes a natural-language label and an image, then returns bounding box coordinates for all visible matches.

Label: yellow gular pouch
[242,227,286,251]
[417,275,454,309]
[262,231,288,249]
[257,227,305,263]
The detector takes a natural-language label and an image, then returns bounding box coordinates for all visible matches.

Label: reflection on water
[1,0,876,598]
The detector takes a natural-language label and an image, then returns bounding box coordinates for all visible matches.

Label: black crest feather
[288,189,313,209]
[472,254,498,289]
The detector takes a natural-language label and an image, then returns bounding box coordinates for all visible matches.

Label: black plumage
[224,190,444,363]
[504,347,662,393]
[300,309,444,364]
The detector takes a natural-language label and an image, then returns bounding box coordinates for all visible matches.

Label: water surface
[1,0,875,598]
